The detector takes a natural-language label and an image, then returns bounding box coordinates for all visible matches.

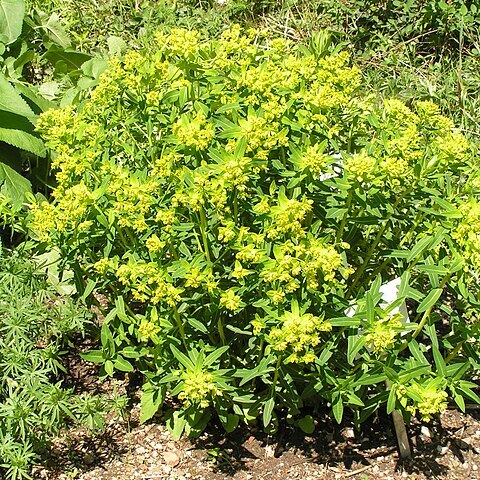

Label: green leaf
[329,315,362,327]
[417,288,442,313]
[407,235,432,263]
[386,386,396,414]
[104,359,114,376]
[416,264,449,276]
[347,331,364,365]
[107,35,126,56]
[297,415,315,434]
[407,340,429,365]
[0,0,25,44]
[101,321,115,357]
[140,385,165,423]
[80,350,104,363]
[167,410,187,440]
[398,365,431,383]
[38,12,71,48]
[0,127,45,156]
[187,317,208,334]
[204,346,229,367]
[114,356,134,372]
[80,278,96,301]
[332,394,344,423]
[170,345,195,370]
[457,384,480,405]
[0,162,31,209]
[263,397,275,427]
[44,45,91,71]
[0,73,36,120]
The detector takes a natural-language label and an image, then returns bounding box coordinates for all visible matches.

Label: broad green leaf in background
[0,161,31,209]
[107,35,126,56]
[44,45,92,72]
[0,0,25,45]
[0,73,36,120]
[0,126,45,156]
[36,11,71,48]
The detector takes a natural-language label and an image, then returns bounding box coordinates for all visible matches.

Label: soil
[32,388,480,480]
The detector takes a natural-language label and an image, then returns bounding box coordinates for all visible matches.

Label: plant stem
[347,187,412,297]
[397,271,453,354]
[199,207,211,262]
[272,355,282,392]
[336,187,354,244]
[218,315,226,345]
[173,305,187,347]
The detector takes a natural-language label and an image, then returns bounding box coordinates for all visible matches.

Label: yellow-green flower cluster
[302,52,361,111]
[220,289,242,311]
[267,196,313,239]
[344,151,376,182]
[184,266,217,292]
[146,234,166,253]
[381,98,471,171]
[30,181,93,241]
[406,382,448,422]
[173,111,215,150]
[93,258,113,275]
[178,370,219,408]
[453,200,480,270]
[268,309,332,363]
[259,238,344,298]
[159,28,201,60]
[365,313,403,353]
[116,261,182,306]
[138,318,161,342]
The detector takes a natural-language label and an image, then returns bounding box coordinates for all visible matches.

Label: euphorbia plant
[30,26,480,437]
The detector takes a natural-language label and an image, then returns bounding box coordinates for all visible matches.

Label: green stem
[347,187,412,297]
[365,210,428,285]
[397,272,453,354]
[336,187,354,244]
[173,305,187,347]
[218,315,226,345]
[271,355,282,392]
[445,339,465,364]
[199,207,211,262]
[233,191,239,222]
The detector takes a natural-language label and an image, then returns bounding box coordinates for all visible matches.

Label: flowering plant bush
[31,26,480,436]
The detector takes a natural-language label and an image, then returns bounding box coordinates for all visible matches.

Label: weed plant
[0,248,118,480]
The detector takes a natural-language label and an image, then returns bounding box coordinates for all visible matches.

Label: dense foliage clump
[0,250,117,480]
[32,27,480,438]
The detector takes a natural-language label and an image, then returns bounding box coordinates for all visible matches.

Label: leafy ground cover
[1,0,480,478]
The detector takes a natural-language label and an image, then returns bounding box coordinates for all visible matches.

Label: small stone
[136,446,147,455]
[264,444,276,458]
[148,467,164,478]
[373,465,380,473]
[402,471,408,478]
[437,445,449,455]
[420,426,431,438]
[342,427,355,439]
[83,453,95,465]
[163,451,180,467]
[473,464,478,471]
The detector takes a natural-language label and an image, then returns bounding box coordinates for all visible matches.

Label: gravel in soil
[32,401,480,480]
